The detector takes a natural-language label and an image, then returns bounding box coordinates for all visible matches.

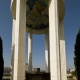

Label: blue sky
[0,0,80,70]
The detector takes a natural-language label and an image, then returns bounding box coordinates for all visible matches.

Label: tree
[74,29,80,80]
[0,37,4,80]
[71,71,76,76]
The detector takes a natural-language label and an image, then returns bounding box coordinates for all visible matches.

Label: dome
[11,0,65,34]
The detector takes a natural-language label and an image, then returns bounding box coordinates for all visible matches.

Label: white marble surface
[11,0,66,80]
[49,0,61,80]
[11,19,16,80]
[45,32,50,72]
[12,0,26,80]
[28,32,32,72]
[59,21,67,80]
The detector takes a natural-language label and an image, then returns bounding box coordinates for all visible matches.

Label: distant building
[3,67,11,80]
[67,69,77,80]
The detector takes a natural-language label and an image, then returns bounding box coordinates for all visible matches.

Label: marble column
[11,19,15,80]
[49,0,61,80]
[13,0,26,80]
[59,21,67,80]
[45,32,50,73]
[28,32,32,72]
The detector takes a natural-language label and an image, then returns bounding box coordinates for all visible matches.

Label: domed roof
[26,0,49,30]
[11,0,65,34]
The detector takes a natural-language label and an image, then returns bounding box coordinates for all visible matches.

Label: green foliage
[0,37,3,57]
[0,37,4,80]
[67,75,73,78]
[74,29,80,80]
[71,71,76,76]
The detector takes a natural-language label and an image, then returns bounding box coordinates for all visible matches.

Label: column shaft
[59,21,67,80]
[45,32,50,73]
[13,0,26,80]
[11,19,16,80]
[12,19,15,47]
[28,32,32,72]
[49,0,61,80]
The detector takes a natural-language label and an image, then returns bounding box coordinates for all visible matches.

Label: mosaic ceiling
[26,0,49,29]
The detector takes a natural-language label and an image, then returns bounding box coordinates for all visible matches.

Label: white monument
[11,0,67,80]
